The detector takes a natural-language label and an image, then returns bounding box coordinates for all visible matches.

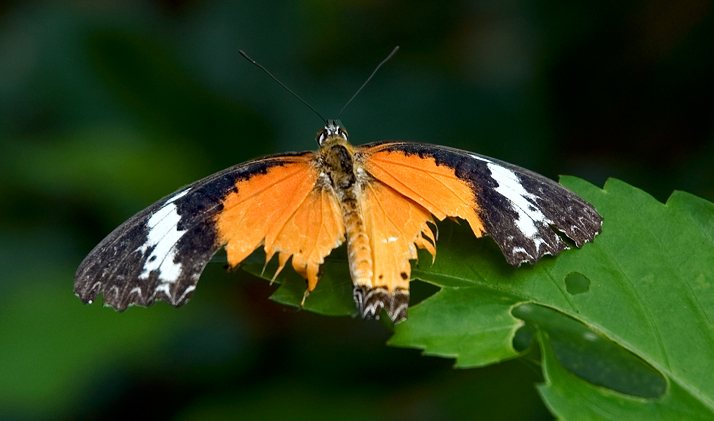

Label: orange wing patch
[361,146,485,238]
[361,180,436,292]
[268,183,345,291]
[216,156,345,291]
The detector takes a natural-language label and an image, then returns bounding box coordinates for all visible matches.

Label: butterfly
[74,119,602,323]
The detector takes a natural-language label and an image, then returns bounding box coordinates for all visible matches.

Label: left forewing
[74,153,314,310]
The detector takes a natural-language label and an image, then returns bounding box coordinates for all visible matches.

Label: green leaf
[389,287,523,366]
[247,177,714,416]
[537,332,714,420]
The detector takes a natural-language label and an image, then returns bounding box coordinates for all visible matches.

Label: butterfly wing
[359,141,602,266]
[216,155,345,292]
[355,178,437,322]
[75,151,344,310]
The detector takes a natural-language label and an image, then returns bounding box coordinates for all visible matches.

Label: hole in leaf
[512,303,666,399]
[564,272,590,295]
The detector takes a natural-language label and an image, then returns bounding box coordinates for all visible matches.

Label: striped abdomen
[340,193,373,289]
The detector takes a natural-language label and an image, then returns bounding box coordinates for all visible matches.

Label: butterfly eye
[338,127,349,140]
[316,129,327,146]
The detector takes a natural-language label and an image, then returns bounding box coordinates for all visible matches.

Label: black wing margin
[74,153,311,310]
[364,142,602,266]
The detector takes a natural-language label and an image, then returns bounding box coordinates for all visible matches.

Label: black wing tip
[74,276,103,305]
[502,209,603,268]
[562,206,604,249]
[354,286,409,324]
[75,291,98,306]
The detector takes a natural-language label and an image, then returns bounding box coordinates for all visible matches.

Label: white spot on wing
[392,303,408,319]
[364,302,382,317]
[470,154,549,239]
[137,189,191,282]
[154,283,171,297]
[512,246,530,258]
[166,189,190,204]
[177,285,196,303]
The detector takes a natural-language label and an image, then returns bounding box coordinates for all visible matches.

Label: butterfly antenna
[338,46,399,119]
[239,50,326,124]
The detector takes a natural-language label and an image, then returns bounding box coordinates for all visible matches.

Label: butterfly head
[317,119,349,147]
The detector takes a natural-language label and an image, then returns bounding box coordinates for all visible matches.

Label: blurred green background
[1,0,712,419]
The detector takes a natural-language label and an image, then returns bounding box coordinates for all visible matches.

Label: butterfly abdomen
[341,195,374,290]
